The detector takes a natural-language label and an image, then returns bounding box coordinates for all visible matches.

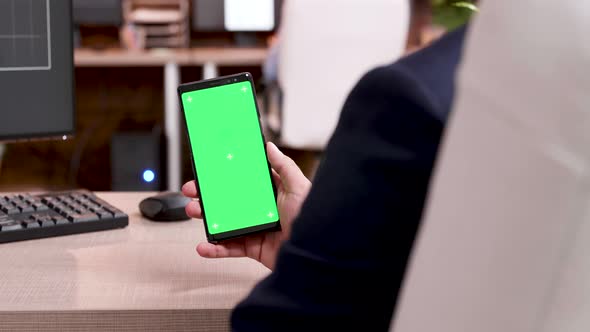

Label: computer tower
[111,130,165,191]
[72,0,123,26]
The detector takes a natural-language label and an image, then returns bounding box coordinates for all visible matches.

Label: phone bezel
[177,72,281,243]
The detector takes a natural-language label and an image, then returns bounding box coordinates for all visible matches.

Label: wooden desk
[0,192,269,332]
[74,48,268,192]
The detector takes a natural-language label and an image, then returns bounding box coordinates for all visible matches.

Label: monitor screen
[224,0,275,31]
[193,0,279,32]
[0,0,74,141]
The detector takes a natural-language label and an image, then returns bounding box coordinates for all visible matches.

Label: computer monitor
[224,0,274,32]
[0,0,75,141]
[192,0,281,33]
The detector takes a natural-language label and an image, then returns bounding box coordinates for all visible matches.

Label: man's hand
[182,142,311,270]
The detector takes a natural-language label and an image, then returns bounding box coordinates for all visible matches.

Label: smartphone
[178,73,280,243]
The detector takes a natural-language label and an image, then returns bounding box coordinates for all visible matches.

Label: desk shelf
[75,47,268,67]
[77,47,268,192]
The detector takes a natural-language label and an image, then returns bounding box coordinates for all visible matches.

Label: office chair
[391,1,590,331]
[268,0,409,150]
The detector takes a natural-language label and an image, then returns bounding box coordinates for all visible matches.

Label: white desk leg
[164,62,181,191]
[203,61,218,80]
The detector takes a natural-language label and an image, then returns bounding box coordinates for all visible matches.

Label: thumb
[266,142,309,195]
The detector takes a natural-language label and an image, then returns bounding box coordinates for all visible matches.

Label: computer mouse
[139,192,192,222]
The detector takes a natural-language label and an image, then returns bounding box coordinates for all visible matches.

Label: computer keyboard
[0,191,128,244]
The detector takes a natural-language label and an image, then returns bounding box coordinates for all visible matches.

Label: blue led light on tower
[142,169,156,183]
[111,132,162,191]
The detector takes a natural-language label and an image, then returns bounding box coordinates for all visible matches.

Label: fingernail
[268,142,279,153]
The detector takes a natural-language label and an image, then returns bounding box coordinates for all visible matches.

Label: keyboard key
[68,213,97,223]
[62,208,77,216]
[19,205,35,213]
[0,222,23,232]
[95,210,113,219]
[70,204,85,213]
[40,218,55,227]
[23,220,40,229]
[53,217,69,225]
[53,204,67,213]
[33,203,49,212]
[71,193,85,201]
[105,208,126,219]
[2,205,20,215]
[0,219,15,225]
[42,197,57,206]
[11,198,23,205]
[61,198,75,206]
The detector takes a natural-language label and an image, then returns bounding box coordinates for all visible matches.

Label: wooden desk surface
[0,192,269,331]
[75,47,268,67]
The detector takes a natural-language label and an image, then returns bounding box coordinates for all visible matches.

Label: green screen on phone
[181,80,279,236]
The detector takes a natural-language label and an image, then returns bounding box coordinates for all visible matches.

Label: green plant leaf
[452,2,479,12]
[431,0,477,30]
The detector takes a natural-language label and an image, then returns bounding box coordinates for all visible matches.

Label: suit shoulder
[395,26,469,119]
[340,62,439,127]
[335,26,468,134]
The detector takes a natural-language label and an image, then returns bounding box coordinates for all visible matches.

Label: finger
[271,169,283,191]
[196,241,247,259]
[266,142,309,194]
[185,201,203,219]
[181,181,199,198]
[243,235,264,261]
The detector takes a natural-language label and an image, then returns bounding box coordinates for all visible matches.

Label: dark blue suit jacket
[232,26,468,331]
